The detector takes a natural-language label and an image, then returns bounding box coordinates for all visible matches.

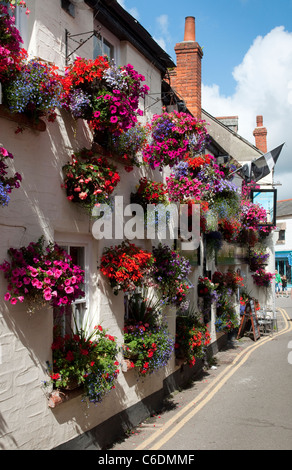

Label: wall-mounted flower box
[0,105,46,132]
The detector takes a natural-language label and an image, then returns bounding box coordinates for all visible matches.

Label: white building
[275,199,292,288]
[0,1,278,450]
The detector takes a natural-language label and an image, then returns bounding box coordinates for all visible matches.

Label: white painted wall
[0,0,176,450]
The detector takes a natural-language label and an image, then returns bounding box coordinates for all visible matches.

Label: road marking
[136,308,292,451]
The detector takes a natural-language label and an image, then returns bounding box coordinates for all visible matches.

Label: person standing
[275,270,282,296]
[281,274,288,297]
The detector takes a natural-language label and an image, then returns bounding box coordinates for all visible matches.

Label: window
[93,34,114,60]
[0,1,28,47]
[278,229,286,241]
[53,244,87,335]
[61,0,75,17]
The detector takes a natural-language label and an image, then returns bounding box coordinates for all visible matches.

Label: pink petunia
[65,286,74,294]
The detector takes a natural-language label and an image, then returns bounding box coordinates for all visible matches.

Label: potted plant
[48,323,120,404]
[0,146,22,206]
[215,309,239,334]
[197,276,216,299]
[100,241,155,295]
[122,289,174,375]
[62,57,149,142]
[252,269,275,288]
[131,176,169,209]
[248,244,270,272]
[175,308,210,367]
[0,4,24,84]
[152,243,193,307]
[0,236,84,313]
[108,123,149,171]
[4,56,64,124]
[62,147,120,212]
[142,111,209,170]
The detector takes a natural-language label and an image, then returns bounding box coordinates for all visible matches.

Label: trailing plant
[175,311,210,366]
[0,236,84,313]
[100,241,155,294]
[48,323,120,404]
[4,57,64,122]
[123,321,174,375]
[0,4,24,83]
[142,111,209,170]
[109,123,150,171]
[62,148,120,211]
[62,57,149,137]
[197,276,216,299]
[248,244,270,272]
[215,309,239,333]
[131,177,169,209]
[123,290,174,375]
[252,269,274,288]
[0,146,22,206]
[152,243,193,307]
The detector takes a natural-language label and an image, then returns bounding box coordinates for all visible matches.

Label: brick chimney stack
[170,16,203,119]
[253,115,267,153]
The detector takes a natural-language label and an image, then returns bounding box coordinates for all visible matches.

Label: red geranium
[100,241,155,294]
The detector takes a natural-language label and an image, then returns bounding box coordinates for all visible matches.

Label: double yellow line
[136,307,292,451]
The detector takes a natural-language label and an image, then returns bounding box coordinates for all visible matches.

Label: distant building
[275,199,292,287]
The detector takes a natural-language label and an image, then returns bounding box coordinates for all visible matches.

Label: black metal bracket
[65,28,101,65]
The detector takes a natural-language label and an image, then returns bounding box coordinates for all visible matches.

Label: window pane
[53,245,86,333]
[94,36,103,58]
[103,38,114,60]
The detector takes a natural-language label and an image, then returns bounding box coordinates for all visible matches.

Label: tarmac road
[110,296,292,451]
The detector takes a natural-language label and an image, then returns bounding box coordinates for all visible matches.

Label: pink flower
[4,293,11,301]
[29,267,39,277]
[65,286,74,294]
[10,298,18,305]
[43,288,52,301]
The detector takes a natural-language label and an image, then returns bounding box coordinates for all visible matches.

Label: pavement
[108,295,292,451]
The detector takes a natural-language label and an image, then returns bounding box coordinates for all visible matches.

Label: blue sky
[118,0,292,95]
[118,0,292,200]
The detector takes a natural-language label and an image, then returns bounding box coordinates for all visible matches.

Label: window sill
[0,105,46,132]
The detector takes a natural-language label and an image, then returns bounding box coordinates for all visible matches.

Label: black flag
[251,143,284,182]
[239,161,252,180]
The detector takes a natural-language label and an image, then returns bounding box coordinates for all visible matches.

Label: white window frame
[1,2,29,49]
[53,235,91,335]
[93,24,120,62]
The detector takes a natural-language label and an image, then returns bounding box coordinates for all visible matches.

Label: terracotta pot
[48,390,67,408]
[122,358,135,372]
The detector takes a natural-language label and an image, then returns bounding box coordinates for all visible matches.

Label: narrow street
[109,297,292,451]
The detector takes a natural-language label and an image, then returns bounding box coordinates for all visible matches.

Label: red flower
[65,351,74,361]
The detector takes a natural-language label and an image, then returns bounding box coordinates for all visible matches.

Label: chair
[257,309,274,335]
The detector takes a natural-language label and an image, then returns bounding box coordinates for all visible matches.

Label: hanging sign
[237,301,260,341]
[250,189,277,226]
[249,300,260,341]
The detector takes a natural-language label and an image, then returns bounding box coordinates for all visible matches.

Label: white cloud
[153,14,172,54]
[202,26,292,200]
[116,1,139,20]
